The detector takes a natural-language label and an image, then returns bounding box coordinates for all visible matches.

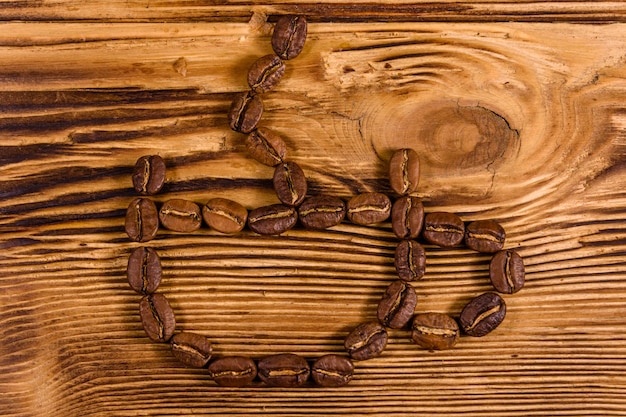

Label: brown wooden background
[2,2,626,416]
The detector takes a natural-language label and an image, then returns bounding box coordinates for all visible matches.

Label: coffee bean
[311,354,354,387]
[298,195,346,229]
[459,292,506,337]
[391,196,424,239]
[394,240,426,282]
[389,148,420,195]
[170,332,212,368]
[490,250,525,294]
[228,91,263,133]
[132,155,166,195]
[208,356,258,387]
[344,322,388,361]
[377,280,417,329]
[246,127,287,166]
[422,212,465,248]
[247,54,286,93]
[202,198,248,234]
[257,353,310,387]
[127,247,162,294]
[410,313,459,350]
[271,15,307,60]
[125,197,159,242]
[273,161,307,207]
[465,219,506,253]
[346,192,391,225]
[248,204,297,235]
[139,293,176,343]
[159,199,202,233]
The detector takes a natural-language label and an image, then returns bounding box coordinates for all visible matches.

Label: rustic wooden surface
[1,2,626,416]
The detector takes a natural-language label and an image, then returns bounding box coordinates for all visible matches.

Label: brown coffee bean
[248,204,297,235]
[139,293,176,343]
[490,250,525,294]
[271,15,307,60]
[208,356,258,387]
[127,247,162,294]
[247,54,286,93]
[159,199,202,233]
[465,219,506,253]
[344,322,388,361]
[202,198,248,234]
[391,196,424,239]
[298,195,346,229]
[125,197,159,242]
[246,128,287,167]
[411,313,459,350]
[422,212,465,247]
[389,148,420,195]
[346,193,391,225]
[170,332,212,368]
[132,155,166,195]
[394,240,426,282]
[377,280,417,329]
[273,161,307,207]
[228,91,263,134]
[257,353,310,387]
[459,292,506,337]
[311,354,354,387]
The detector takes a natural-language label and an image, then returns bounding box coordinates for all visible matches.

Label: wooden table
[2,2,626,416]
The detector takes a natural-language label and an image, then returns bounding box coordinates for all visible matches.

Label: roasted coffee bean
[127,247,162,294]
[248,204,297,235]
[132,155,166,195]
[247,54,286,93]
[490,250,525,294]
[273,161,307,207]
[208,356,258,387]
[394,240,426,282]
[202,198,248,234]
[423,212,465,248]
[228,91,263,133]
[465,219,506,253]
[459,292,506,337]
[139,293,176,343]
[125,197,159,242]
[346,192,391,225]
[159,199,202,233]
[298,195,346,229]
[391,196,424,239]
[170,332,212,368]
[411,313,459,350]
[246,128,287,166]
[311,354,354,387]
[344,322,388,361]
[257,353,310,387]
[271,15,307,60]
[377,280,417,329]
[389,148,420,195]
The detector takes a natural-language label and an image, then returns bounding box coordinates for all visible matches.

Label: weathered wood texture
[1,2,626,416]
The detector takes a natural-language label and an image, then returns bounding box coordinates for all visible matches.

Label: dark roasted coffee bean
[394,240,426,282]
[208,356,257,387]
[459,292,506,337]
[202,198,248,234]
[311,354,354,387]
[389,148,420,195]
[490,250,525,294]
[246,127,287,166]
[411,313,459,350]
[377,280,417,329]
[132,155,166,195]
[423,212,465,248]
[298,195,346,229]
[344,322,388,361]
[139,293,176,343]
[465,219,506,253]
[247,54,286,93]
[346,192,391,225]
[159,199,202,233]
[125,197,159,242]
[127,247,162,294]
[257,353,310,387]
[228,91,263,133]
[391,196,424,239]
[170,332,212,368]
[248,204,297,235]
[271,15,307,60]
[273,161,307,207]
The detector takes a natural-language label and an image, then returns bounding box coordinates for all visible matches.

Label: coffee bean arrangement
[123,15,526,388]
